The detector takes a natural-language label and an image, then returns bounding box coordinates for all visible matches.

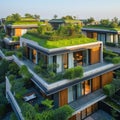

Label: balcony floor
[69,89,106,113]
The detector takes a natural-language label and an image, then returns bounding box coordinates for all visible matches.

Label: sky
[1,0,120,20]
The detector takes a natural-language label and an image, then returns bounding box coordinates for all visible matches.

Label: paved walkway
[84,110,112,120]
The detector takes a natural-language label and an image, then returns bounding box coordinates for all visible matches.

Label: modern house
[48,19,65,30]
[82,26,120,45]
[6,33,119,120]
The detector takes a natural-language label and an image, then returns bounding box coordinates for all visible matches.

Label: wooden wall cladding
[59,88,68,106]
[15,28,22,36]
[101,71,113,87]
[90,47,100,64]
[92,76,101,91]
[93,32,97,40]
[68,114,76,120]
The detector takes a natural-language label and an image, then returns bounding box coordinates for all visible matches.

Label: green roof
[22,34,96,49]
[83,25,120,31]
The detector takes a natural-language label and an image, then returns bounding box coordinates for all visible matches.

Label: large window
[74,51,83,66]
[82,80,91,95]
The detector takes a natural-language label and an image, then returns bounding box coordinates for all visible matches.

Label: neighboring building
[3,19,39,49]
[82,26,120,45]
[6,24,38,37]
[48,19,83,30]
[48,19,65,30]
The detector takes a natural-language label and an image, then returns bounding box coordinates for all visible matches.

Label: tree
[34,14,40,21]
[21,103,36,120]
[0,59,9,82]
[87,17,95,24]
[100,19,110,26]
[6,13,21,22]
[25,13,34,18]
[62,15,73,20]
[54,14,58,19]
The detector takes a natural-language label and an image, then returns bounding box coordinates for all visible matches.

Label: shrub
[5,51,15,56]
[8,74,15,81]
[112,57,120,64]
[53,105,74,120]
[103,49,118,58]
[64,68,74,79]
[12,36,19,41]
[64,66,83,79]
[41,99,54,109]
[103,84,115,97]
[74,66,83,78]
[19,65,32,79]
[16,51,23,59]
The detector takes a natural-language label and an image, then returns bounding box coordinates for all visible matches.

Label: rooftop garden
[5,13,40,25]
[83,17,120,31]
[83,25,120,31]
[22,22,96,49]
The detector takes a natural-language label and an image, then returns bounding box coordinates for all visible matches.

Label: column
[114,34,118,44]
[48,56,53,65]
[100,43,103,63]
[68,52,74,68]
[35,51,38,64]
[56,55,62,73]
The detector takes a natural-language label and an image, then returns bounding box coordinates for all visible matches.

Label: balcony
[69,89,106,114]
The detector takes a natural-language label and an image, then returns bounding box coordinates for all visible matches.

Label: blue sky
[1,0,120,20]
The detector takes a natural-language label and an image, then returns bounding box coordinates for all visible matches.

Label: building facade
[82,28,120,45]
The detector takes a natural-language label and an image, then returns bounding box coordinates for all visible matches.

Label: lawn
[23,33,96,49]
[83,25,120,31]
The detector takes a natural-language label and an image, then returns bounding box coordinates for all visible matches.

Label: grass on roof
[13,21,39,25]
[22,33,96,49]
[83,25,120,31]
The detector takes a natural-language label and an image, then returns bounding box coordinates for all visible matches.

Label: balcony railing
[6,77,24,120]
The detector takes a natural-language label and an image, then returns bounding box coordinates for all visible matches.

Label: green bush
[103,84,115,97]
[16,51,23,59]
[12,36,20,41]
[103,49,118,58]
[41,99,53,109]
[112,57,120,64]
[64,68,74,79]
[5,51,15,56]
[74,66,83,78]
[64,66,83,79]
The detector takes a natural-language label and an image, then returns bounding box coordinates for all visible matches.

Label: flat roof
[82,28,119,34]
[21,34,97,49]
[20,37,101,55]
[7,24,38,29]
